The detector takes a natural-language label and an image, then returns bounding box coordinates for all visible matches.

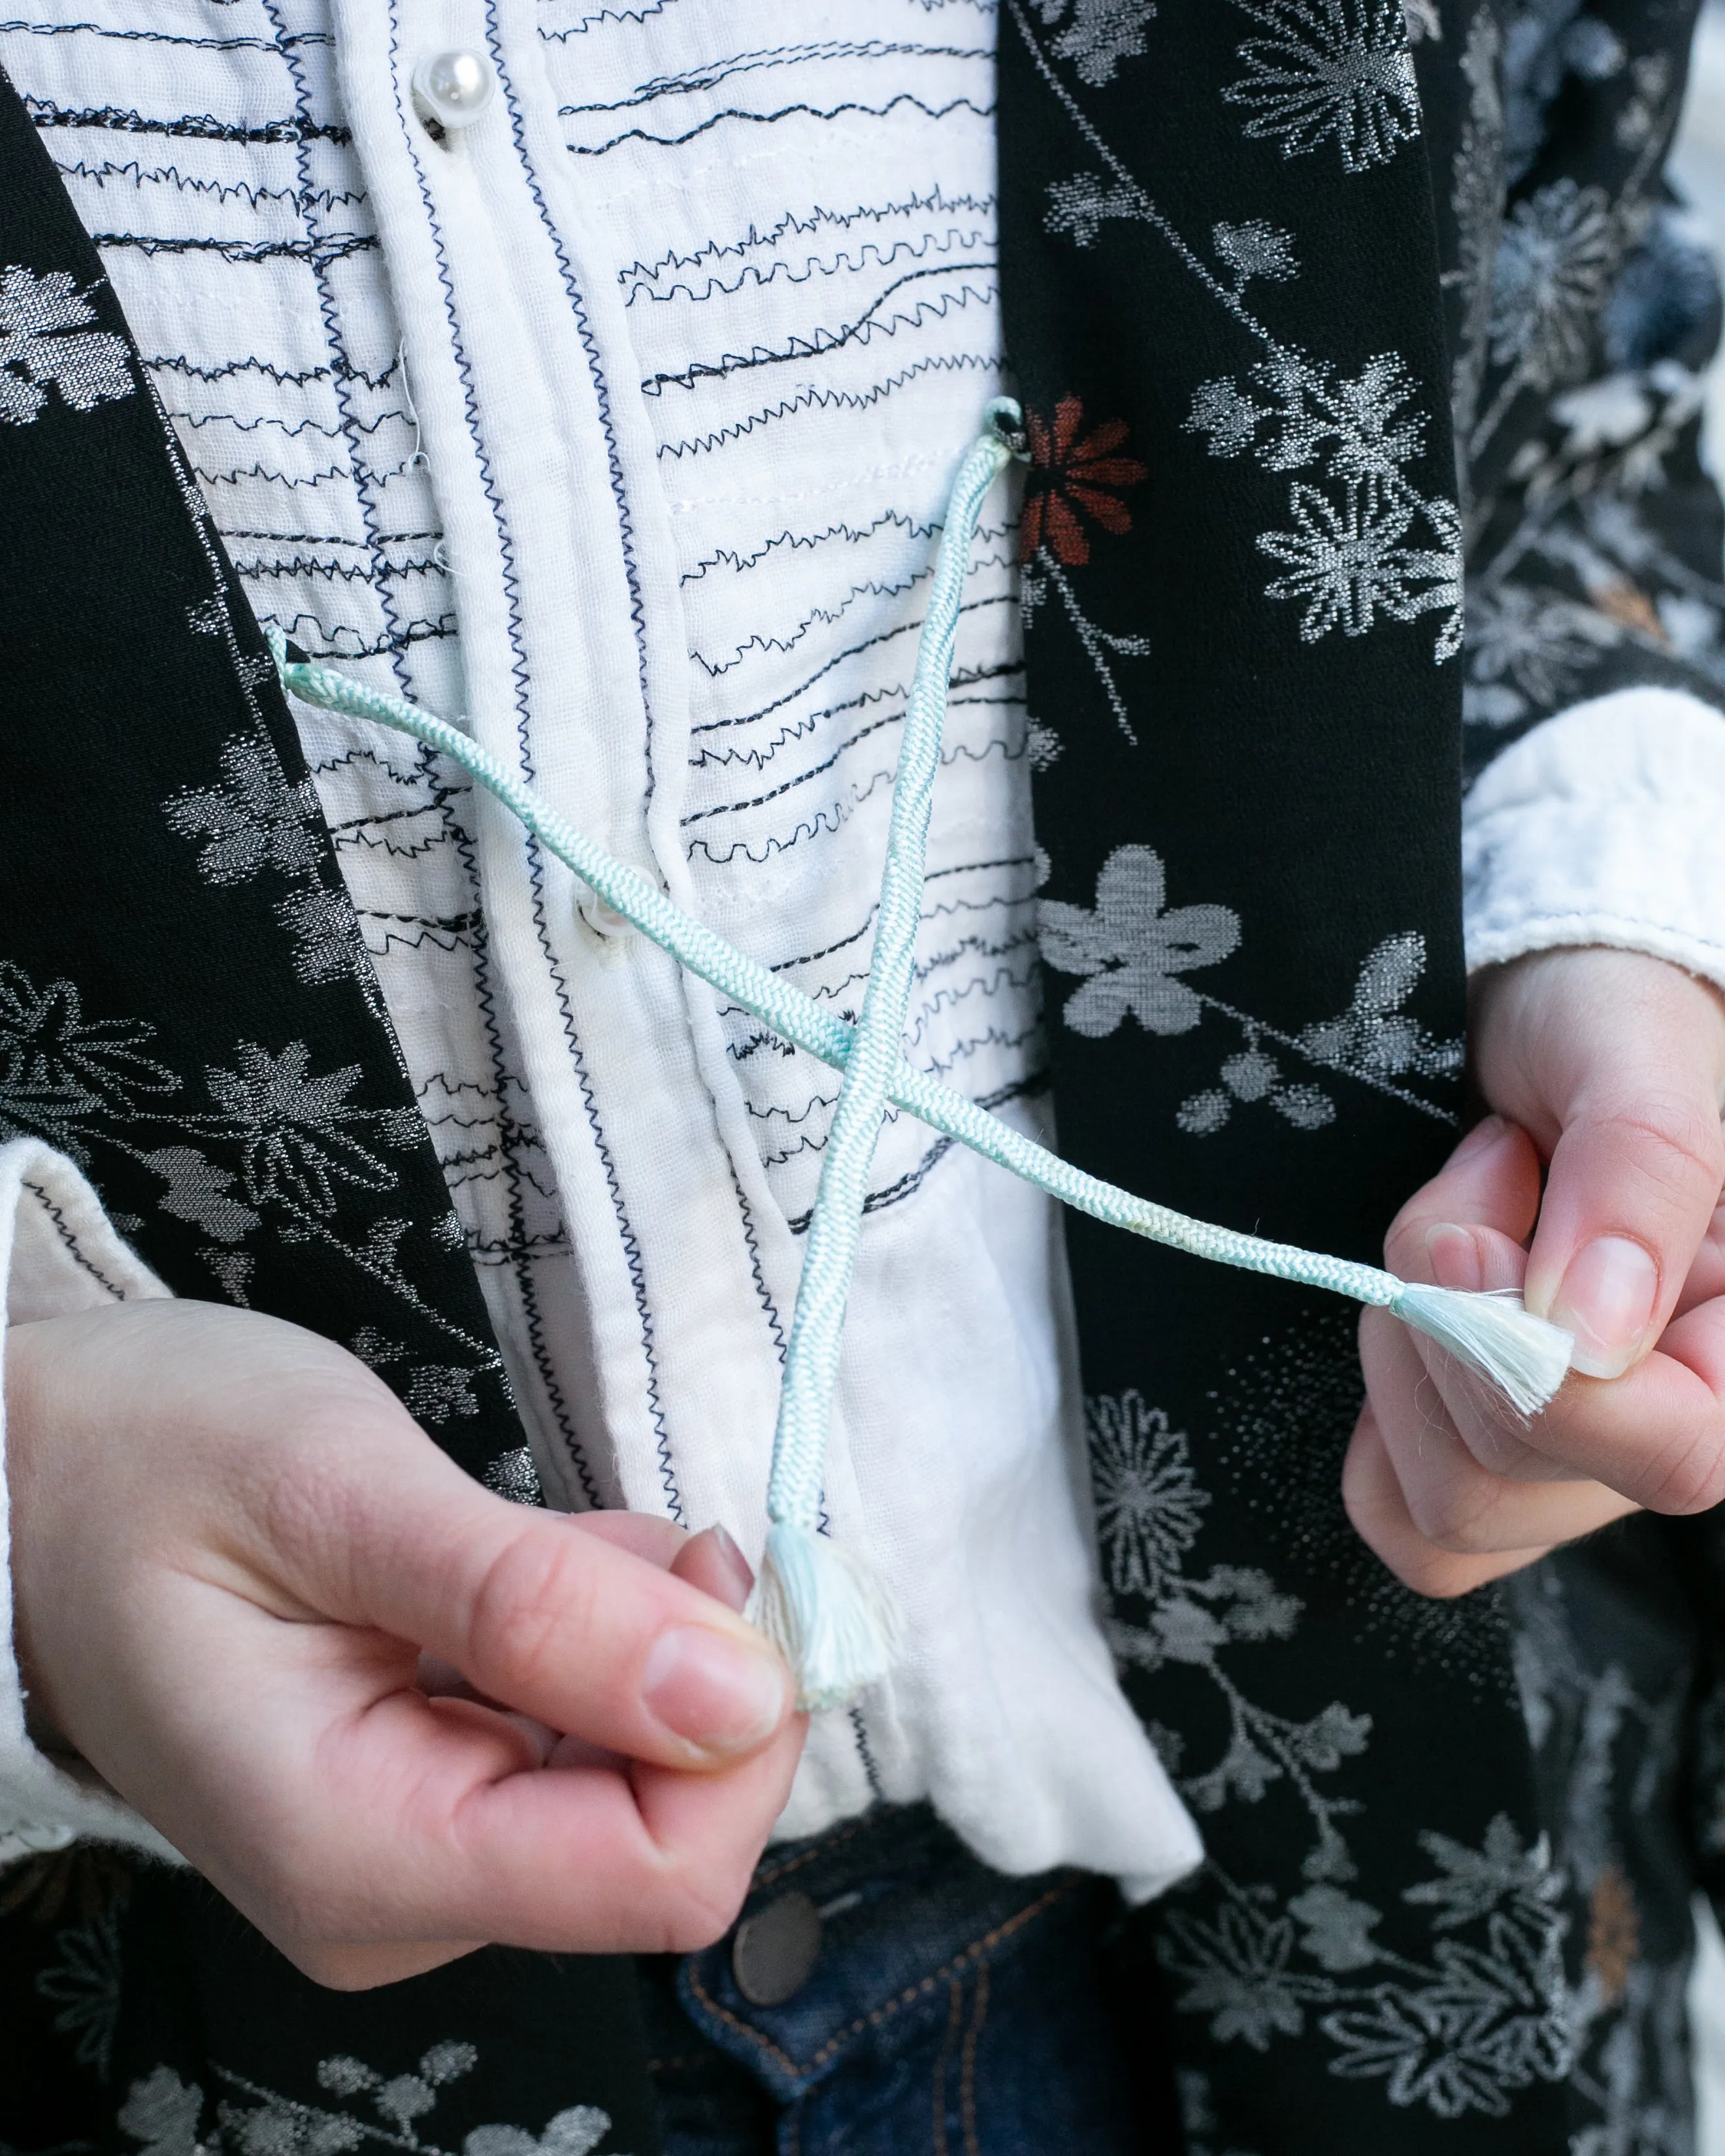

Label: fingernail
[704,1525,754,1611]
[640,1626,788,1754]
[501,1711,559,1767]
[1425,1222,1484,1293]
[1549,1236,1660,1379]
[1450,1115,1509,1168]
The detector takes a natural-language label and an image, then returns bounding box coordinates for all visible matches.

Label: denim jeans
[637,1803,1166,2156]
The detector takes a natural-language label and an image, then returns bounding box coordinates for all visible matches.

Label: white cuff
[1463,687,1725,989]
[0,1139,182,1868]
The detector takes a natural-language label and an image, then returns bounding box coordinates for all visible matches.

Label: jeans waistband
[661,1803,1098,2104]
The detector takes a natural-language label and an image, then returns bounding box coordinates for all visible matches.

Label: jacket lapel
[0,70,529,1499]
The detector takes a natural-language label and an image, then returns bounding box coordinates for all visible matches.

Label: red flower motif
[1021,397,1148,566]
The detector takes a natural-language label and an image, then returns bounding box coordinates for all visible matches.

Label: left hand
[1344,945,1725,1597]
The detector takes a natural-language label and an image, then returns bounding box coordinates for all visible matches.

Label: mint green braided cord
[761,414,1016,1533]
[267,639,1408,1335]
[268,404,1575,1711]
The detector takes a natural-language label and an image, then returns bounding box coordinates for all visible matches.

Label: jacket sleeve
[1439,0,1725,978]
[0,1138,182,1868]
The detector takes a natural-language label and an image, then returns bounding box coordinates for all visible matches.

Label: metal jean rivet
[731,1890,821,2008]
[412,50,497,131]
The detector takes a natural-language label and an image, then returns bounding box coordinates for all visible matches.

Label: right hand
[3,1299,803,1989]
[1345,947,1725,1596]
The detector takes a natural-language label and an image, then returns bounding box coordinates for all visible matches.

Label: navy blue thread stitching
[556,41,989,116]
[392,1,680,1517]
[619,186,994,284]
[27,97,351,144]
[20,1180,130,1301]
[729,1166,788,1366]
[486,3,659,808]
[687,595,1012,735]
[642,264,995,393]
[562,93,991,160]
[657,353,997,456]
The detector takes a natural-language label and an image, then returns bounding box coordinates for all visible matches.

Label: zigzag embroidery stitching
[655,351,998,457]
[387,0,677,1515]
[53,158,365,212]
[561,41,993,118]
[779,1070,1047,1232]
[680,505,942,582]
[642,262,996,391]
[564,91,994,161]
[91,231,378,266]
[687,600,1015,736]
[27,99,352,144]
[617,186,994,284]
[0,18,331,50]
[685,670,1025,777]
[625,225,993,309]
[20,1180,129,1301]
[684,736,1020,864]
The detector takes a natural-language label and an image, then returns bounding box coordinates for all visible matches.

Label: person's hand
[4,1299,803,1988]
[1345,945,1725,1596]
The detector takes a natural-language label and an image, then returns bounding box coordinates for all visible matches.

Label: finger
[423,1526,753,1771]
[265,1445,793,1772]
[562,1510,689,1568]
[1397,1193,1586,1480]
[1389,1137,1725,1505]
[407,1718,806,1955]
[670,1526,754,1612]
[1469,1294,1725,1514]
[1673,1200,1725,1320]
[142,1582,806,1973]
[1358,1311,1635,1550]
[250,1720,800,1971]
[534,1531,753,1764]
[1378,1118,1572,1476]
[1381,1114,1543,1282]
[1341,1403,1585,1597]
[1508,960,1725,1377]
[285,1937,489,1993]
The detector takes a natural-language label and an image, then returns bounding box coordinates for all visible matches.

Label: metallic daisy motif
[205,1041,408,1215]
[1257,484,1456,642]
[1224,0,1422,175]
[1085,1389,1210,1597]
[0,960,176,1154]
[1488,177,1617,391]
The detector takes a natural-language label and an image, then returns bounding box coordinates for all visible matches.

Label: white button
[576,889,634,950]
[412,49,497,131]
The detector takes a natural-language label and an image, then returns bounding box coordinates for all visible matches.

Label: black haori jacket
[5,1,1725,2149]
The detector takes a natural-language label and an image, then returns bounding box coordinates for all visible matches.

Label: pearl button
[577,889,633,943]
[412,49,497,131]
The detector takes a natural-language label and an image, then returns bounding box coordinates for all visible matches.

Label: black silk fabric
[0,76,658,2156]
[1002,0,1725,2149]
[5,1,1725,2147]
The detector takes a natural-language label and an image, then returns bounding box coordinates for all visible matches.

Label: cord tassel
[1388,1283,1573,1417]
[746,1521,908,1712]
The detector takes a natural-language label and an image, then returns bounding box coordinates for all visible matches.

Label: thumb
[1514,963,1725,1379]
[260,1408,793,1772]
